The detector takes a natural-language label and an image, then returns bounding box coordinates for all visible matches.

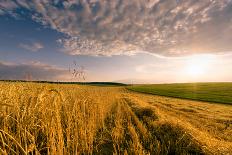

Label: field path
[124,88,232,154]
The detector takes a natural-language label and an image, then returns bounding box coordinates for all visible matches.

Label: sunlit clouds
[0,0,232,82]
[1,0,232,56]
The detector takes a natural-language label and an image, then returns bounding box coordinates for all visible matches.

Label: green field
[128,82,232,104]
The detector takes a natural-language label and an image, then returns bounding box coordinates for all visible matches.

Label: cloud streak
[1,0,232,56]
[19,42,44,52]
[0,61,70,81]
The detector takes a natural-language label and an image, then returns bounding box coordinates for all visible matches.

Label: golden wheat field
[0,82,231,155]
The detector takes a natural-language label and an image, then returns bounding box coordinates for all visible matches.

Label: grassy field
[0,82,231,154]
[128,82,232,104]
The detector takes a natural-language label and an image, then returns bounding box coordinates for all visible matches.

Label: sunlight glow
[184,54,214,77]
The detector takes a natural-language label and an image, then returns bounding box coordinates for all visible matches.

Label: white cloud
[1,0,232,56]
[19,42,44,52]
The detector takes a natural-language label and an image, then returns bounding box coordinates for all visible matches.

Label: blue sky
[0,0,232,83]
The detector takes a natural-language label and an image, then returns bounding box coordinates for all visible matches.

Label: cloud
[0,9,4,15]
[0,61,70,81]
[0,1,18,10]
[0,0,20,17]
[19,42,44,52]
[1,0,232,56]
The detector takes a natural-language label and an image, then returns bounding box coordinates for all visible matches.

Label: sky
[0,0,232,83]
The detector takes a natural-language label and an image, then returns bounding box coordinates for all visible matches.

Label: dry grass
[129,91,232,154]
[0,82,231,154]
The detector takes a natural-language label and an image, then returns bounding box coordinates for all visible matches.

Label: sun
[184,54,214,77]
[187,64,204,76]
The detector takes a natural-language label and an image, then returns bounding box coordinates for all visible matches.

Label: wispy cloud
[0,61,70,81]
[19,42,44,52]
[0,1,18,10]
[1,0,232,56]
[0,9,4,15]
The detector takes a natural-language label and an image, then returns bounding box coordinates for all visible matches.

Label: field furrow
[0,82,231,154]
